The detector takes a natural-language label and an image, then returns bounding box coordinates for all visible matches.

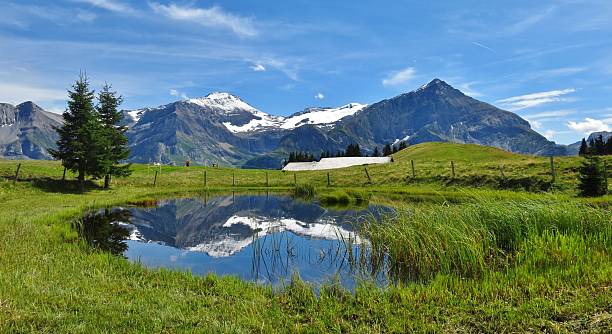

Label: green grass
[353,197,610,282]
[0,143,611,332]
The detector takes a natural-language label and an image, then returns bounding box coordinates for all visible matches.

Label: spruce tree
[578,138,588,156]
[97,84,131,188]
[383,144,392,156]
[606,137,612,155]
[51,73,106,192]
[594,135,605,155]
[372,147,380,157]
[577,156,608,197]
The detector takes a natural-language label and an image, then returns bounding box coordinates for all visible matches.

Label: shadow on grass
[19,176,104,193]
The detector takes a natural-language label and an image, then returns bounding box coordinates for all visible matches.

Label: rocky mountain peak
[188,92,258,113]
[415,78,461,96]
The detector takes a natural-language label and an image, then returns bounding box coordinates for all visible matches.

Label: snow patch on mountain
[189,92,259,113]
[280,103,366,129]
[127,109,146,122]
[222,110,284,133]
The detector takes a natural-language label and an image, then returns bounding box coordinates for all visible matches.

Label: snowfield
[280,103,367,129]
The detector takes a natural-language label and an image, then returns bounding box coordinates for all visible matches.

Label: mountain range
[0,79,576,168]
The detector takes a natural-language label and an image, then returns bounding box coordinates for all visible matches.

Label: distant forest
[285,140,408,164]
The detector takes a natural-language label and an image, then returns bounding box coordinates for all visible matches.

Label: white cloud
[314,93,325,100]
[150,3,257,37]
[74,0,136,14]
[382,67,416,86]
[0,82,66,107]
[496,88,575,111]
[250,64,266,72]
[567,118,611,134]
[169,89,188,100]
[525,118,542,130]
[543,129,556,140]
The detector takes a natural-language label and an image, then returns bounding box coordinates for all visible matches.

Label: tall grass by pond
[349,198,611,282]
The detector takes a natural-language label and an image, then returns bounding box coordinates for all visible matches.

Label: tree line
[51,73,131,191]
[286,140,410,164]
[578,135,612,156]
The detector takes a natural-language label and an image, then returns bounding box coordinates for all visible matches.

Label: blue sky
[1,0,611,144]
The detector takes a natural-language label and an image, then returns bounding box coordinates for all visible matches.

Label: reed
[354,198,611,281]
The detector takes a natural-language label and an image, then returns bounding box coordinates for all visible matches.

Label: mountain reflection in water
[81,194,393,287]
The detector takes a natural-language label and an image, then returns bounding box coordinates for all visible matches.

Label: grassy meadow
[0,142,610,333]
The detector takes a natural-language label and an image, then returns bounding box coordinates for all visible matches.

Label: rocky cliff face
[0,102,62,159]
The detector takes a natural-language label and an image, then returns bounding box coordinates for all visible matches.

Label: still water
[81,194,393,288]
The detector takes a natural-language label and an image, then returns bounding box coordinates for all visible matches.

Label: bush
[577,156,608,197]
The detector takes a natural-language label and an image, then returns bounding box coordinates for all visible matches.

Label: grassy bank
[2,142,610,195]
[0,143,611,332]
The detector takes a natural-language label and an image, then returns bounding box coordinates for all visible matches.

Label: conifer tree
[594,135,605,155]
[372,147,380,157]
[51,73,106,192]
[398,141,407,151]
[577,156,608,197]
[383,144,392,156]
[578,138,588,156]
[97,84,131,188]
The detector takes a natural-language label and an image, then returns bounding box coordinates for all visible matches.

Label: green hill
[392,142,526,162]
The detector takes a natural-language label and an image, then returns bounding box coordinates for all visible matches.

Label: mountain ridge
[0,79,575,165]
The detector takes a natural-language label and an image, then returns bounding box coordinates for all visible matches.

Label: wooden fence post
[451,161,455,179]
[266,172,269,187]
[549,156,555,184]
[499,165,506,179]
[153,170,158,186]
[232,171,235,187]
[604,161,609,192]
[411,160,415,178]
[327,172,330,187]
[62,167,67,182]
[14,163,21,183]
[204,170,207,188]
[364,168,371,183]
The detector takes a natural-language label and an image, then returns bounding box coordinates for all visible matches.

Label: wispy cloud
[567,118,611,134]
[248,57,300,81]
[471,41,495,53]
[382,67,416,86]
[522,109,575,120]
[73,0,136,15]
[4,3,98,27]
[496,89,575,111]
[505,6,556,35]
[250,64,266,72]
[314,92,325,100]
[0,82,66,107]
[150,3,258,37]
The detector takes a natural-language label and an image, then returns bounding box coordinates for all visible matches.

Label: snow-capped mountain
[193,92,367,133]
[1,79,572,164]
